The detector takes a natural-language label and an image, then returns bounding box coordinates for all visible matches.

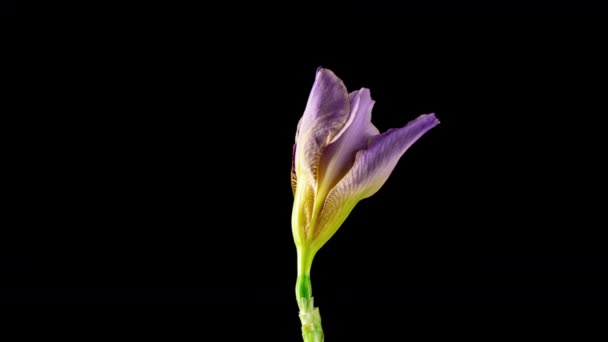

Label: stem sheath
[296,247,323,342]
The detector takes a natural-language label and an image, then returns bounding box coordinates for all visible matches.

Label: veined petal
[291,144,298,195]
[295,68,350,184]
[292,170,316,245]
[297,68,351,144]
[312,113,439,248]
[345,113,439,199]
[319,88,379,196]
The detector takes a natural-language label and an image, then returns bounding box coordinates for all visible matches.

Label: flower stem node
[298,297,324,342]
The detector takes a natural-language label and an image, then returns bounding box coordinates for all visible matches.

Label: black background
[3,17,608,339]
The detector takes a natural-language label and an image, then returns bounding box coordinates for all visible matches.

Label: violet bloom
[291,68,439,342]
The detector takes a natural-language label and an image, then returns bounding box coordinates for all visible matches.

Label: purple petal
[318,88,379,194]
[311,113,439,246]
[295,68,350,182]
[339,113,440,200]
[298,68,350,144]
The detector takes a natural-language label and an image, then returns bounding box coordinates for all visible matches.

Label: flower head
[292,67,439,273]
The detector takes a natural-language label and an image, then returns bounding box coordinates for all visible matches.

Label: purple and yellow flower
[291,67,439,342]
[292,68,439,272]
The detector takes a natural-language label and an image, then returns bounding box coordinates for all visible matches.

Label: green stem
[296,247,324,342]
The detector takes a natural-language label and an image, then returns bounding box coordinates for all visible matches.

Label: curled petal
[319,88,379,196]
[346,113,439,199]
[295,68,350,184]
[312,113,439,248]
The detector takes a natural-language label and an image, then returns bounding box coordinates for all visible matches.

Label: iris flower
[291,68,439,341]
